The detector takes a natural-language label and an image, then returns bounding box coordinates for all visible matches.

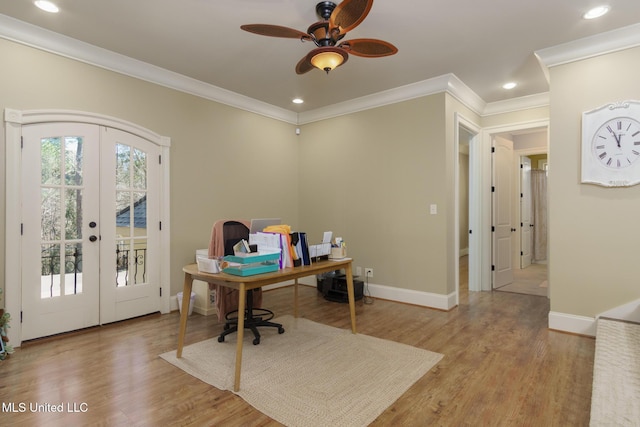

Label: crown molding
[536,22,640,69]
[298,74,487,124]
[0,13,297,124]
[482,92,550,117]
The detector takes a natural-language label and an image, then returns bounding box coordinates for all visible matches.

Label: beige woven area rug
[590,318,640,426]
[161,315,443,427]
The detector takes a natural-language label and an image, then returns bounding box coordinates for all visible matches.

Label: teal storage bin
[223,250,280,276]
[223,262,279,276]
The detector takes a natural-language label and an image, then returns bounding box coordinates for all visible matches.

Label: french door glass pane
[64,243,83,295]
[133,148,147,189]
[41,188,61,241]
[65,189,83,239]
[133,239,147,284]
[64,137,84,186]
[41,137,61,185]
[116,144,130,189]
[41,244,61,298]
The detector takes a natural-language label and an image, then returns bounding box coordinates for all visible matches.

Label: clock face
[592,117,640,169]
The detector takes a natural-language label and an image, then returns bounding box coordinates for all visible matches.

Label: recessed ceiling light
[583,6,609,20]
[34,1,59,13]
[502,82,517,90]
[292,98,304,104]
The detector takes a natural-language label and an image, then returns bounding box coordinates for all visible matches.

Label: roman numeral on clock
[599,152,607,159]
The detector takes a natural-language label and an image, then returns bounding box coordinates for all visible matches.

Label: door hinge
[521,222,523,227]
[491,265,495,271]
[20,311,23,323]
[491,225,495,232]
[159,154,162,164]
[520,163,523,169]
[520,193,523,198]
[469,229,472,234]
[521,251,524,256]
[159,288,162,297]
[21,223,23,235]
[159,221,162,231]
[21,136,24,149]
[491,146,495,153]
[491,186,495,193]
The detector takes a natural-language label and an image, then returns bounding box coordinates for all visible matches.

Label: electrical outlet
[365,268,373,278]
[355,266,362,276]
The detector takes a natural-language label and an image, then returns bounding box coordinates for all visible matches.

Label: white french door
[100,127,160,324]
[21,123,160,340]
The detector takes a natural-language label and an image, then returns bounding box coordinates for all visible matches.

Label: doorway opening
[493,128,549,297]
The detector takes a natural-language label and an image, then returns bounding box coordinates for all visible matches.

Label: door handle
[89,235,98,242]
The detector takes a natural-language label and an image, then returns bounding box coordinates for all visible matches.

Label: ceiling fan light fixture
[310,47,348,73]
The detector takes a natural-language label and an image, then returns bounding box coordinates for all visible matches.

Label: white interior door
[492,136,514,289]
[21,123,160,340]
[100,127,160,323]
[520,156,532,268]
[21,123,101,340]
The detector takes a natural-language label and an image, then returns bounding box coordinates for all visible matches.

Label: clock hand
[614,132,621,148]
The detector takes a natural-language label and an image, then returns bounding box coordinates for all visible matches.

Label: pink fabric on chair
[207,219,263,321]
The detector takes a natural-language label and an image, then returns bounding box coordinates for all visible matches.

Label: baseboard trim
[275,277,455,310]
[548,311,596,337]
[365,283,454,310]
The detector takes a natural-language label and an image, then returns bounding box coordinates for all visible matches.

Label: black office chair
[216,220,284,345]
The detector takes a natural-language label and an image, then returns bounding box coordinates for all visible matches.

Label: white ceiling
[1,0,639,114]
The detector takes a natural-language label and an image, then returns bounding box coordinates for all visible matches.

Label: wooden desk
[177,258,357,391]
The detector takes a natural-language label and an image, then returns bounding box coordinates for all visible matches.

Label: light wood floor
[496,262,549,297]
[0,279,594,426]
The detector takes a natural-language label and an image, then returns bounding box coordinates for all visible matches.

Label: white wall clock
[582,100,640,187]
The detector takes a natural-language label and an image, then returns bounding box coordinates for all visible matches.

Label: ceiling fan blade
[339,38,398,58]
[329,0,373,34]
[241,24,311,41]
[295,54,315,75]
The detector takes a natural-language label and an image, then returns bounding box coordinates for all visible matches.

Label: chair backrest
[222,221,250,256]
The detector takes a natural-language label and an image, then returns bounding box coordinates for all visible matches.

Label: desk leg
[234,282,247,392]
[176,272,193,358]
[345,262,357,334]
[294,278,299,318]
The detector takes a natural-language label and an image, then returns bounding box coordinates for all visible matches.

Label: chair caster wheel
[278,327,285,334]
[218,336,225,343]
[253,338,260,345]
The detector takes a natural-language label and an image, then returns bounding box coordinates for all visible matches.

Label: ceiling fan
[240,0,397,74]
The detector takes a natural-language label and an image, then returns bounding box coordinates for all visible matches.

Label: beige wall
[0,38,299,297]
[298,95,449,293]
[548,46,640,317]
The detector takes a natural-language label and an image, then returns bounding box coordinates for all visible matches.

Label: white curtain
[531,169,547,262]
